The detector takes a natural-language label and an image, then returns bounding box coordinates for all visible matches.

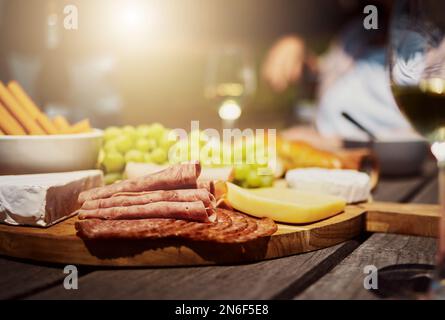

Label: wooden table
[0,163,439,300]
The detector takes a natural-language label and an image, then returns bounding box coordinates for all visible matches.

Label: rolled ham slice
[78,201,215,223]
[197,181,215,195]
[81,189,215,210]
[78,163,201,203]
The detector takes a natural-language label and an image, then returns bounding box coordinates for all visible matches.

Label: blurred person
[262,0,415,143]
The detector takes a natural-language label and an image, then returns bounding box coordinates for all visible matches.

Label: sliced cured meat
[223,215,277,243]
[78,201,214,223]
[174,209,233,238]
[78,163,201,203]
[197,180,215,195]
[81,189,215,210]
[185,210,250,241]
[203,210,259,243]
[75,218,189,239]
[75,209,278,243]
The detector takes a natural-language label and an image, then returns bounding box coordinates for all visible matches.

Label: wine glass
[389,0,445,298]
[204,47,256,129]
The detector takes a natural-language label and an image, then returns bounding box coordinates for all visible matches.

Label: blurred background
[0,0,365,130]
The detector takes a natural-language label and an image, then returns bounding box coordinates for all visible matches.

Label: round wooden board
[0,206,366,266]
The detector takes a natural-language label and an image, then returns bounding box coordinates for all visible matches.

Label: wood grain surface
[297,167,439,300]
[297,233,436,299]
[363,202,440,237]
[28,240,362,300]
[0,164,439,300]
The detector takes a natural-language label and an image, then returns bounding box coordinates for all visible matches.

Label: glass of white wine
[204,47,256,129]
[389,0,445,298]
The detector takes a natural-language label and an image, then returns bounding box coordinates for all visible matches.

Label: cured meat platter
[0,202,439,266]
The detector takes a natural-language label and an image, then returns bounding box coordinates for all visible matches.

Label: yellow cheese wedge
[226,182,346,224]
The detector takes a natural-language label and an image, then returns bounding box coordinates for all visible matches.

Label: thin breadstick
[0,102,26,135]
[0,82,45,135]
[8,81,58,134]
[53,115,71,133]
[68,119,91,133]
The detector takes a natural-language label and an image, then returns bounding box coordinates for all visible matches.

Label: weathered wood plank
[0,257,67,300]
[296,233,436,299]
[372,161,436,203]
[28,240,361,300]
[411,179,438,204]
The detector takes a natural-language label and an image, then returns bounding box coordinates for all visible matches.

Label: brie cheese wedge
[285,168,371,204]
[0,170,103,227]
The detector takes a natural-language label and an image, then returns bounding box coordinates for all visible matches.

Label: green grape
[240,180,250,189]
[104,126,122,141]
[125,149,145,163]
[148,123,165,140]
[104,172,123,185]
[102,152,126,173]
[97,149,105,168]
[246,170,262,188]
[103,140,119,153]
[255,146,269,167]
[170,140,190,164]
[144,152,152,163]
[135,138,156,153]
[158,131,176,151]
[199,152,212,167]
[245,139,256,164]
[136,125,151,138]
[260,174,274,187]
[220,143,233,165]
[233,142,245,164]
[122,126,137,143]
[122,125,136,135]
[151,148,168,164]
[115,135,133,153]
[234,164,250,181]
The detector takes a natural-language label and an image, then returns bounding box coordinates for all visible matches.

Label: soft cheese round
[285,168,371,204]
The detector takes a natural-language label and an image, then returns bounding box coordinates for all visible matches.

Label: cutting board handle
[360,202,440,238]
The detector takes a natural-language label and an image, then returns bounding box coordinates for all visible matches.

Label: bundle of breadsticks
[0,80,91,135]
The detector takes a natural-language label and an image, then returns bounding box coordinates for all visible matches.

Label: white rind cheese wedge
[0,170,103,227]
[285,168,371,204]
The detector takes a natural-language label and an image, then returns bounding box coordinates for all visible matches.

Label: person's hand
[262,35,310,92]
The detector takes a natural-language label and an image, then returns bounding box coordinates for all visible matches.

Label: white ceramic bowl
[0,129,103,175]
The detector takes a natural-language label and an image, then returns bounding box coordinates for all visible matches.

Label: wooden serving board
[0,202,440,266]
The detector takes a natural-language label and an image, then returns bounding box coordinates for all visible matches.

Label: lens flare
[218,100,242,121]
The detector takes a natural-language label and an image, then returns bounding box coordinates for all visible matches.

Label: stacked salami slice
[75,163,277,243]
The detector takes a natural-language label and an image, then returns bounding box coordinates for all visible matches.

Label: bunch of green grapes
[98,123,175,184]
[233,164,274,188]
[230,138,275,188]
[169,131,275,188]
